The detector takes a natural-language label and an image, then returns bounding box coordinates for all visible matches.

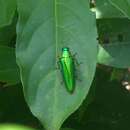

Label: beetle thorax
[62,50,70,58]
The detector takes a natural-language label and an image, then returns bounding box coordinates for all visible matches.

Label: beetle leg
[75,75,82,82]
[72,53,82,66]
[75,59,82,66]
[73,57,82,67]
[60,80,64,85]
[56,60,60,69]
[73,52,77,57]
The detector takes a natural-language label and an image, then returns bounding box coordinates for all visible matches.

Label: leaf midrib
[53,0,58,128]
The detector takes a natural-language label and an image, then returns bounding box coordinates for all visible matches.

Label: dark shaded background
[0,66,130,130]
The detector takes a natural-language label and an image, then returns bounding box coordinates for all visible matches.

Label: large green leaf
[109,0,130,19]
[95,0,125,18]
[97,18,130,68]
[0,46,20,86]
[0,0,16,28]
[16,0,97,130]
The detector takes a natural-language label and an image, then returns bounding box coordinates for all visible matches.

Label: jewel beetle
[58,47,75,93]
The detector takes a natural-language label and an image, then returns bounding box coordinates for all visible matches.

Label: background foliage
[0,0,130,130]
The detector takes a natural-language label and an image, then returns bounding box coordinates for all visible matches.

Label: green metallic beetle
[58,47,75,93]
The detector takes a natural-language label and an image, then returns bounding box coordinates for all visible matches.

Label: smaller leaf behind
[95,0,125,19]
[0,0,16,28]
[109,0,130,19]
[97,18,130,68]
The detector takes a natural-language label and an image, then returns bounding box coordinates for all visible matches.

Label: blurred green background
[0,66,130,130]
